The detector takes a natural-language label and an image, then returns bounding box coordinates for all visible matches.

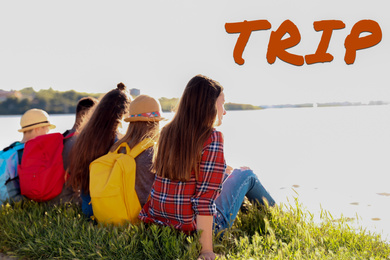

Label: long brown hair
[110,121,159,152]
[153,75,223,181]
[68,83,131,193]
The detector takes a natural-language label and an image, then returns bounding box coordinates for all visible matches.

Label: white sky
[0,0,388,105]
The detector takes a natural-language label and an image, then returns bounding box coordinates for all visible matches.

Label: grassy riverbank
[0,199,389,259]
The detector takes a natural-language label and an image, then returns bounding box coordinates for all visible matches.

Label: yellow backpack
[89,138,154,225]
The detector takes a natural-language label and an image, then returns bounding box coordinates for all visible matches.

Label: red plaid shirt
[139,130,226,233]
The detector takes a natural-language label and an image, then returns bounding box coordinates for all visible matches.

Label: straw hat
[124,95,165,122]
[18,109,56,132]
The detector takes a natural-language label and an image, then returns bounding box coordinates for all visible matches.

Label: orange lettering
[225,20,271,65]
[267,20,304,66]
[344,20,382,64]
[225,19,382,66]
[305,20,345,64]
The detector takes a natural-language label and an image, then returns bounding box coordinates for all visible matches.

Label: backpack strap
[13,143,25,152]
[113,142,131,155]
[64,131,76,139]
[113,138,154,158]
[129,138,154,158]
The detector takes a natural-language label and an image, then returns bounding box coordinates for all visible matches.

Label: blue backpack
[0,142,25,204]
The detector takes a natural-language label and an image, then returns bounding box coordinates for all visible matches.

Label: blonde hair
[110,121,159,152]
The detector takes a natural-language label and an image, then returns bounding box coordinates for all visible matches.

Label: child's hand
[240,166,250,171]
[226,165,233,174]
[198,251,217,260]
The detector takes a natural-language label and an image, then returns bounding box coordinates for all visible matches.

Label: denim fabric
[213,169,275,233]
[81,191,93,218]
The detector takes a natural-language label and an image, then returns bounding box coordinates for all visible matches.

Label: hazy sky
[0,0,388,105]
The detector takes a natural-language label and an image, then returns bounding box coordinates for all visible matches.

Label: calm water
[1,106,390,239]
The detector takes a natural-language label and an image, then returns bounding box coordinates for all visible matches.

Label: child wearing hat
[109,94,165,209]
[86,94,165,224]
[19,108,56,144]
[0,108,55,203]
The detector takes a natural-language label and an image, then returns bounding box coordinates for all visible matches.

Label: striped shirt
[139,130,226,233]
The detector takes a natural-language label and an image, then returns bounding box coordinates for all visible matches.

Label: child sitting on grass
[109,95,164,209]
[139,74,275,260]
[68,83,131,218]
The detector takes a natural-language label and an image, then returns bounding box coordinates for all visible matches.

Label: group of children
[1,75,275,260]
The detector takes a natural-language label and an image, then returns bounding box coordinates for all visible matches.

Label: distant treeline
[159,98,262,112]
[224,102,261,110]
[0,88,101,115]
[0,88,261,115]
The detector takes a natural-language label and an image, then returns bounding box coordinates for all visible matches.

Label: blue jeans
[81,191,93,219]
[213,169,275,234]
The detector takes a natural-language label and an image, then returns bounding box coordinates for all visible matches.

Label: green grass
[0,199,389,259]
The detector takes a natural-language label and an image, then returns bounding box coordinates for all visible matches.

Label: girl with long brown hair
[139,75,274,260]
[68,83,131,218]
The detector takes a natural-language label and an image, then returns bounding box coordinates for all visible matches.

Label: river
[1,105,390,240]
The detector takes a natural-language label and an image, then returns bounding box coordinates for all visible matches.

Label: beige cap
[124,95,165,122]
[18,108,56,132]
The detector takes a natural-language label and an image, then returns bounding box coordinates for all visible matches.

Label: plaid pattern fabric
[139,130,226,233]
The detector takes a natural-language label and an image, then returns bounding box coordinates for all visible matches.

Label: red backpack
[18,133,68,202]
